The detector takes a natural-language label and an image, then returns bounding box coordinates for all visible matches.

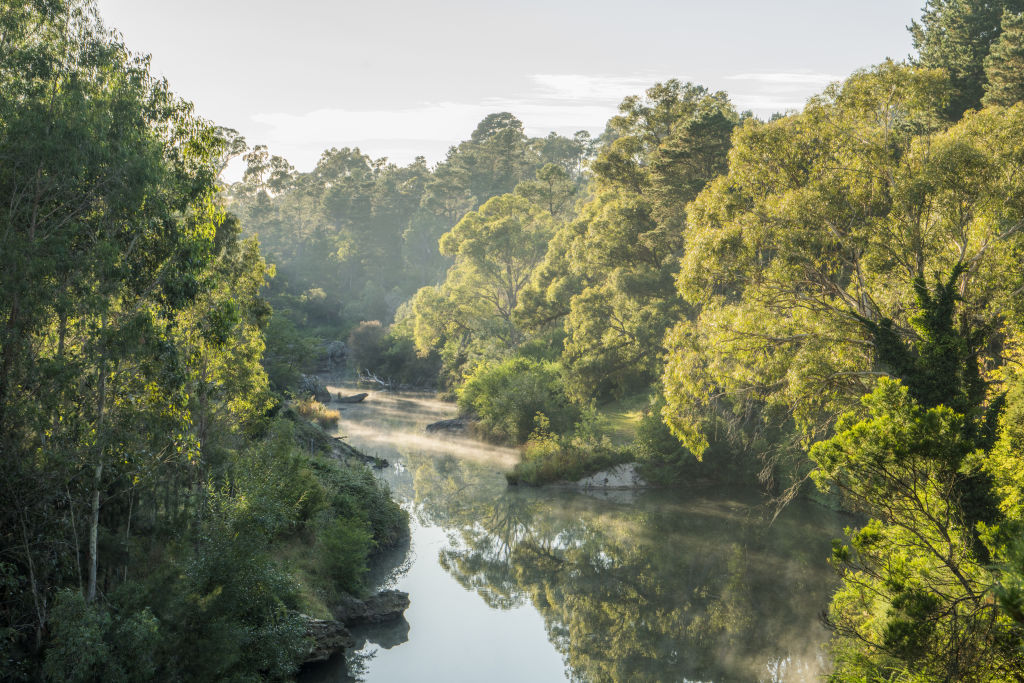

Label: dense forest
[4,0,1024,680]
[0,3,406,680]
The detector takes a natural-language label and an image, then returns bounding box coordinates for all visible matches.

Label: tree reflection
[409,454,840,683]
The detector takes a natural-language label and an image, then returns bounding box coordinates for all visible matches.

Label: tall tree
[982,9,1024,106]
[910,0,1024,117]
[661,63,1024,481]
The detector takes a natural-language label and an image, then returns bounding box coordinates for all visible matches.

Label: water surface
[302,386,845,682]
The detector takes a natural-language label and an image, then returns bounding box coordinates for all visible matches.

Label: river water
[300,387,847,683]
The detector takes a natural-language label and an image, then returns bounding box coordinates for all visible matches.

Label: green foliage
[911,0,1024,117]
[811,379,1024,681]
[262,309,320,391]
[662,64,1024,475]
[522,80,736,401]
[508,413,630,486]
[347,320,388,371]
[316,517,373,594]
[411,193,557,383]
[0,5,409,679]
[983,10,1024,107]
[43,590,158,683]
[458,357,580,444]
[228,114,589,341]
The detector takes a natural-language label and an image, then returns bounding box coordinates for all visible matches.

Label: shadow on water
[307,384,847,682]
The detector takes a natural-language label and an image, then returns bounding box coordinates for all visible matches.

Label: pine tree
[983,10,1024,106]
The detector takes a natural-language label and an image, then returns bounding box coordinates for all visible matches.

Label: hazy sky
[95,0,924,177]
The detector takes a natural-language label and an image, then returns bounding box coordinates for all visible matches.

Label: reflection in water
[316,384,845,682]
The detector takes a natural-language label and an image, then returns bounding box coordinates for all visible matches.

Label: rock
[299,374,331,403]
[332,590,410,626]
[425,416,472,433]
[574,462,649,490]
[300,614,354,664]
[332,437,388,468]
[325,340,347,367]
[337,392,368,403]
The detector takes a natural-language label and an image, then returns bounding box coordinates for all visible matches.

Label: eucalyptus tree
[411,194,555,380]
[662,63,1024,479]
[520,80,738,400]
[0,0,230,654]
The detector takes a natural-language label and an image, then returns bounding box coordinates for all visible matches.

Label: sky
[94,0,925,179]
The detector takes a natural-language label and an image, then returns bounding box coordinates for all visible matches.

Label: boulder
[299,374,331,403]
[337,392,368,403]
[574,462,649,490]
[332,590,410,626]
[300,615,354,664]
[425,416,472,433]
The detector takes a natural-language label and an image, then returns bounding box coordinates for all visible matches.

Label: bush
[317,516,374,594]
[295,398,340,429]
[508,412,631,485]
[44,590,161,683]
[458,357,580,444]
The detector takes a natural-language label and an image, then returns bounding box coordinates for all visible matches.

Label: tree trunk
[86,461,102,602]
[87,320,107,603]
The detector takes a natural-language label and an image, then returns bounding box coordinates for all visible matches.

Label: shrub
[508,412,631,485]
[295,398,340,429]
[317,516,374,594]
[458,357,579,444]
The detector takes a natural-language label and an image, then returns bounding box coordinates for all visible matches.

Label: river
[300,386,847,683]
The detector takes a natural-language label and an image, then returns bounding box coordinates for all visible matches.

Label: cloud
[530,73,668,102]
[723,71,845,115]
[726,72,843,85]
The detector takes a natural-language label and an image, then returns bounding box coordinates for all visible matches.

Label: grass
[595,393,648,446]
[295,398,340,429]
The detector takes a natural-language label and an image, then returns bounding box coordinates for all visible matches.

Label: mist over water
[303,385,847,683]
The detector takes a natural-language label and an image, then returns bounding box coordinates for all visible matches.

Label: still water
[301,387,846,683]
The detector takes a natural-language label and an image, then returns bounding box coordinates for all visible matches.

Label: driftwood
[336,392,368,403]
[357,370,396,391]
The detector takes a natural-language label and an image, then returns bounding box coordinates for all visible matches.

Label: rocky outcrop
[299,590,410,665]
[300,615,355,664]
[332,436,388,469]
[299,374,331,403]
[332,590,410,626]
[337,392,368,403]
[574,462,649,490]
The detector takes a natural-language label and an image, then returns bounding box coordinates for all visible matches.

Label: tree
[982,10,1024,106]
[811,379,1024,681]
[661,64,1024,484]
[521,80,737,400]
[411,194,555,373]
[911,0,1024,117]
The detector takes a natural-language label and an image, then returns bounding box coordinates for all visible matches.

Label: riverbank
[302,384,847,682]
